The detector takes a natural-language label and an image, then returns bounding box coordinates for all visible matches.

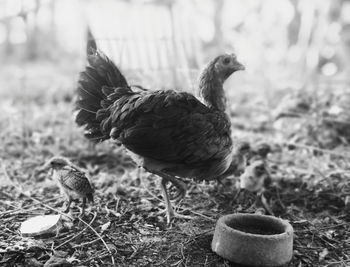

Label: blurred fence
[86,0,203,89]
[1,0,350,91]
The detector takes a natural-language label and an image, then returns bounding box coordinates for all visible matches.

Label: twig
[184,229,214,246]
[282,141,350,159]
[317,223,349,231]
[281,110,350,126]
[54,212,97,250]
[295,223,349,233]
[72,237,101,248]
[178,208,215,222]
[78,251,110,265]
[0,196,61,216]
[326,259,350,267]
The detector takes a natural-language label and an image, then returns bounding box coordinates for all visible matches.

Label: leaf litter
[0,64,349,266]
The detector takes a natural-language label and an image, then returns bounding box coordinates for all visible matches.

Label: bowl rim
[218,213,293,239]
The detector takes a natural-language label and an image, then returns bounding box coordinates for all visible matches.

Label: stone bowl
[212,213,293,266]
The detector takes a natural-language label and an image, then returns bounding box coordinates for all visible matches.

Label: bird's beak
[234,60,245,71]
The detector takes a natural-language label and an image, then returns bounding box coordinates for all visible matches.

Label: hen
[75,45,244,224]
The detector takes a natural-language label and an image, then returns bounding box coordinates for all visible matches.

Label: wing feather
[107,90,232,165]
[60,167,93,196]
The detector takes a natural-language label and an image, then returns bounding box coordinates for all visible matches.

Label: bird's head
[255,143,271,159]
[41,156,71,171]
[239,159,270,193]
[212,53,245,82]
[236,141,251,157]
[199,53,245,111]
[232,141,252,170]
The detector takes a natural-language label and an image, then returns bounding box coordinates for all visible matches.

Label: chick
[43,157,94,215]
[239,158,273,214]
[215,141,252,183]
[253,142,271,159]
[240,159,271,192]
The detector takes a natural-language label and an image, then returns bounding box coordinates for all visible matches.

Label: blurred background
[1,0,350,150]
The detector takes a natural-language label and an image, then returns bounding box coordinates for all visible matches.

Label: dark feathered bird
[43,157,94,215]
[75,44,244,223]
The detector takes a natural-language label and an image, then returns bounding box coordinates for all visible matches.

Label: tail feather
[87,53,128,88]
[102,86,115,96]
[76,99,100,112]
[84,66,110,88]
[75,109,97,127]
[75,30,129,142]
[79,73,105,99]
[86,27,97,55]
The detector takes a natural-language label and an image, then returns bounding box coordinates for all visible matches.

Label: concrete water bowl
[212,213,293,267]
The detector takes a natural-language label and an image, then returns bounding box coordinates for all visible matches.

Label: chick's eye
[223,57,231,64]
[253,165,264,174]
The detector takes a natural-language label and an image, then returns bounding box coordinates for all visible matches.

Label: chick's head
[45,157,71,170]
[240,160,270,193]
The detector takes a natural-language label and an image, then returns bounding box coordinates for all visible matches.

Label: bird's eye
[255,165,265,175]
[223,57,231,65]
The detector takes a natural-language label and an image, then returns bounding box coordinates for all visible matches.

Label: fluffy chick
[43,157,94,215]
[239,158,273,214]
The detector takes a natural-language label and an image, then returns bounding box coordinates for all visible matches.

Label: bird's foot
[157,208,193,225]
[167,211,193,225]
[254,208,266,215]
[260,194,274,215]
[246,194,274,215]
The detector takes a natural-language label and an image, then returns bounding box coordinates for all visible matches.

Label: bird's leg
[160,178,175,225]
[246,192,274,215]
[136,167,142,180]
[160,178,192,225]
[259,193,274,215]
[63,197,72,213]
[148,169,187,202]
[79,197,86,217]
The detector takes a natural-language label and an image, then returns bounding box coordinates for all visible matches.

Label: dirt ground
[0,60,349,267]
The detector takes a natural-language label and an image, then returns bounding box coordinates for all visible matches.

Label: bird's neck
[198,65,226,112]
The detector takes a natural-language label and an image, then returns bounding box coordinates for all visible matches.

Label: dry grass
[0,59,349,267]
